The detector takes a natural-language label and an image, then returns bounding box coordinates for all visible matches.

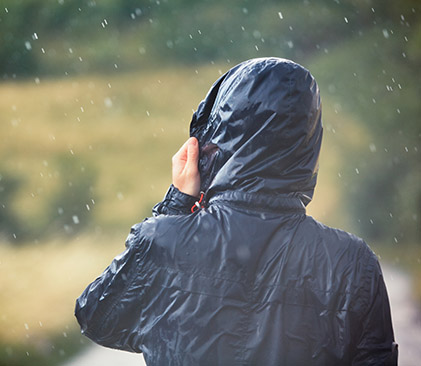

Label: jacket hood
[190,57,322,206]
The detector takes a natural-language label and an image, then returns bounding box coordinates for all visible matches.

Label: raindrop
[72,215,80,224]
[344,17,348,23]
[135,8,142,16]
[41,48,45,54]
[86,204,90,211]
[255,45,259,51]
[242,8,248,14]
[79,56,83,62]
[130,13,135,20]
[146,110,150,116]
[287,41,294,49]
[104,97,113,108]
[35,77,40,84]
[117,192,124,200]
[24,323,29,330]
[397,108,401,114]
[25,41,32,50]
[278,11,283,19]
[32,33,38,40]
[355,168,360,174]
[58,207,64,215]
[369,143,377,152]
[382,29,390,39]
[5,7,8,13]
[394,237,398,243]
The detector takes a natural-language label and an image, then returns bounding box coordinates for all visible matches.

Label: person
[75,57,398,365]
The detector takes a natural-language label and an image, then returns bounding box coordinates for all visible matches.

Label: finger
[172,139,190,165]
[186,137,199,172]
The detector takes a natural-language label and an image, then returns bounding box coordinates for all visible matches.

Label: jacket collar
[207,190,306,214]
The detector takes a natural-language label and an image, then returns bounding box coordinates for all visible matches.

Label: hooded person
[75,58,397,365]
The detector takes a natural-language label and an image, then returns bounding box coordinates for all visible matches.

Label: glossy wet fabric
[75,58,397,365]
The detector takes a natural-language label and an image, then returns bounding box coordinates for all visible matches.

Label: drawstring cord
[191,192,205,213]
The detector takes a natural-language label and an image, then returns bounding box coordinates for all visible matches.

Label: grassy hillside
[0,63,355,240]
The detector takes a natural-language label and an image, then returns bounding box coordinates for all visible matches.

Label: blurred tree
[46,155,97,237]
[0,170,23,242]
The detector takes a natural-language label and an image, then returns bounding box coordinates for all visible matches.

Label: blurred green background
[0,0,420,365]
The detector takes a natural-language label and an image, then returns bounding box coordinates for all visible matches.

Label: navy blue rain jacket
[75,58,397,365]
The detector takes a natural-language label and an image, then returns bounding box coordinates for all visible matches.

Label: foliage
[46,155,97,237]
[0,331,87,366]
[0,170,22,241]
[1,0,420,245]
[309,25,421,244]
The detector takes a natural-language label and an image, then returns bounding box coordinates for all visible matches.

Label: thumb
[186,137,199,171]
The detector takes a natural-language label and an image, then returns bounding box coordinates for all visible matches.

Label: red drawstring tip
[191,192,205,213]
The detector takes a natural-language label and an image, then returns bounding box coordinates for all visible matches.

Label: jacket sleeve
[352,252,398,365]
[74,186,196,351]
[152,184,198,216]
[74,223,149,352]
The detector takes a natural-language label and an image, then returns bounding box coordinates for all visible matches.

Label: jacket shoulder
[302,215,375,258]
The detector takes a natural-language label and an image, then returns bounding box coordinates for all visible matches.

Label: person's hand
[172,137,201,197]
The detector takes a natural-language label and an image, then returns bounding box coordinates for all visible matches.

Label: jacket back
[75,58,397,365]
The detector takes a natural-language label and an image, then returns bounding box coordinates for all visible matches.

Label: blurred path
[62,264,420,366]
[382,263,421,366]
[61,342,146,366]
